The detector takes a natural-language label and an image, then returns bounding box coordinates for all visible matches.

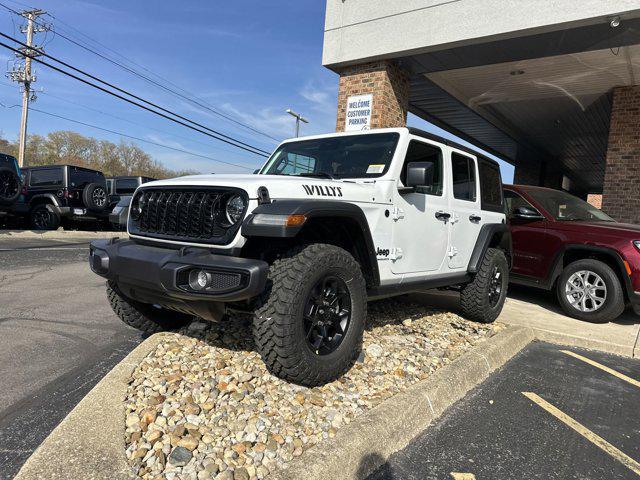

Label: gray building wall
[323,0,640,67]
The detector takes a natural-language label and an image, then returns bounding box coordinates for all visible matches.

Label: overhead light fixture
[610,16,621,28]
[510,70,525,76]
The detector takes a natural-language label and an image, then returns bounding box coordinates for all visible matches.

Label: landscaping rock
[125,298,501,479]
[167,446,192,467]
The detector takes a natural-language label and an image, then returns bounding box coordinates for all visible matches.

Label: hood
[143,174,381,202]
[555,220,640,239]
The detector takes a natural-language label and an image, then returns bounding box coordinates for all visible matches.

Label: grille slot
[130,188,245,245]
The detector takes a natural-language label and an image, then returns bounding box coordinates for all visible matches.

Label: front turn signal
[285,214,306,227]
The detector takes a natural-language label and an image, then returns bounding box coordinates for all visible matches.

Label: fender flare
[467,223,512,273]
[29,193,60,208]
[549,244,634,300]
[242,199,380,285]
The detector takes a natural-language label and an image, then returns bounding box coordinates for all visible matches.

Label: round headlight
[130,192,146,221]
[225,194,246,224]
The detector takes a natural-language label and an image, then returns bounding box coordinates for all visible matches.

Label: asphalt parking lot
[368,342,640,480]
[0,235,142,480]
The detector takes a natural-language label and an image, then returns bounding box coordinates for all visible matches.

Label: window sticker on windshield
[366,164,385,174]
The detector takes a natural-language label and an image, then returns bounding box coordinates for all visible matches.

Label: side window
[504,190,534,216]
[402,140,443,196]
[478,159,503,211]
[115,179,139,194]
[451,153,477,202]
[273,152,317,175]
[29,169,63,187]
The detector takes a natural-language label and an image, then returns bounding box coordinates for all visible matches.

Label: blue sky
[0,0,514,181]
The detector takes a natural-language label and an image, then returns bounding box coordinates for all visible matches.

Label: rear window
[115,178,139,194]
[29,168,63,187]
[478,160,503,212]
[69,167,104,188]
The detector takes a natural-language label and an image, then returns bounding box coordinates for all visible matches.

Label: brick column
[336,61,409,132]
[602,86,640,224]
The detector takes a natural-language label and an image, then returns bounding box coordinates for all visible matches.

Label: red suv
[504,185,640,322]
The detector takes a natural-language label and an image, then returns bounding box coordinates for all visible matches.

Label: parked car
[11,165,109,230]
[106,176,155,230]
[504,184,640,322]
[0,153,21,207]
[90,127,511,386]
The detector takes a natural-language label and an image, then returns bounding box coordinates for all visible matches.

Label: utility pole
[7,9,48,167]
[286,109,309,137]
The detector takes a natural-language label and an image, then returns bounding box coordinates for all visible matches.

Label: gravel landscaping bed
[125,298,503,480]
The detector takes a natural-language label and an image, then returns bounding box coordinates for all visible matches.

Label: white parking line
[523,392,640,477]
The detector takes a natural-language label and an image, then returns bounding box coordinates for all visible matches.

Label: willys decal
[302,185,343,197]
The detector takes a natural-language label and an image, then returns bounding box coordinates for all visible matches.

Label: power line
[26,106,254,171]
[0,32,270,157]
[29,87,251,157]
[0,1,279,143]
[0,29,270,155]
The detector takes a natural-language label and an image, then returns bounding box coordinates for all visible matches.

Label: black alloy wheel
[30,204,60,230]
[32,208,50,229]
[487,265,503,308]
[303,275,352,355]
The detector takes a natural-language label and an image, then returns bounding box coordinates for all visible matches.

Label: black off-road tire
[460,248,509,323]
[107,281,192,333]
[0,167,21,206]
[556,259,625,323]
[29,204,61,230]
[253,243,367,386]
[82,182,108,212]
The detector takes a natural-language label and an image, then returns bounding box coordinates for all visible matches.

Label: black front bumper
[90,238,268,318]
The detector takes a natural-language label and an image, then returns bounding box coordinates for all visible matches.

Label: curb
[528,327,637,358]
[0,229,127,239]
[270,325,535,480]
[13,333,169,480]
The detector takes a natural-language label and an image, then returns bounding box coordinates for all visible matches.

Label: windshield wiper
[298,172,336,180]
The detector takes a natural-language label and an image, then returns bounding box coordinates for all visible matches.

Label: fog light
[189,270,211,291]
[89,249,109,275]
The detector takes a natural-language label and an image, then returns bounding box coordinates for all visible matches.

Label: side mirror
[253,169,260,174]
[512,206,544,220]
[404,161,435,189]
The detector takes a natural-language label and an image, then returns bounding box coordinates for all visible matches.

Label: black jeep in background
[0,153,21,208]
[12,165,109,230]
[107,176,155,230]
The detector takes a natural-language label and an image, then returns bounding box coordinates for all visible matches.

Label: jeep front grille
[128,187,246,245]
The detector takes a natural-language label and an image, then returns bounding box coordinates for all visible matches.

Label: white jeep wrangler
[90,128,511,386]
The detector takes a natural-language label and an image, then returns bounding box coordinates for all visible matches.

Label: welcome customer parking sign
[345,94,373,131]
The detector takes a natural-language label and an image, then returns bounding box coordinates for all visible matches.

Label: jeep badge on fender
[89,127,511,387]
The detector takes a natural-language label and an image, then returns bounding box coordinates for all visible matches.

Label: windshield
[526,189,615,222]
[261,133,400,179]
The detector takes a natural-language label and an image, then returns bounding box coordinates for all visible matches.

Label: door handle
[469,214,482,223]
[435,211,451,221]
